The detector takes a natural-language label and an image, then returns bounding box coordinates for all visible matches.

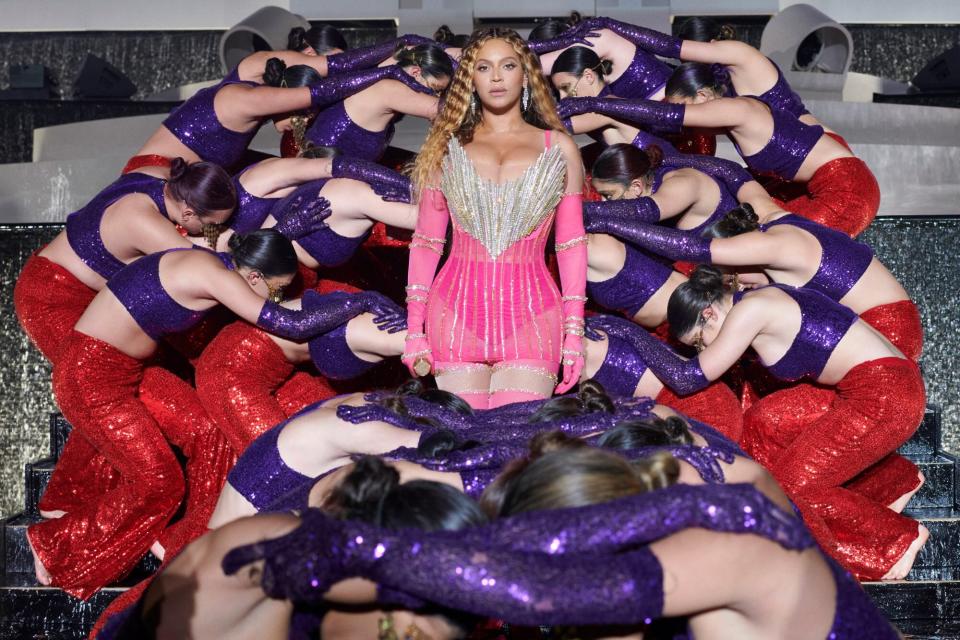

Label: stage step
[899,405,940,457]
[909,453,958,509]
[0,573,123,640]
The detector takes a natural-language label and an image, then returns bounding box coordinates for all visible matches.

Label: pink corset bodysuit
[404,130,587,409]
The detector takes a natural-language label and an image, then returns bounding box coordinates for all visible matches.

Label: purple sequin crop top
[651,161,740,235]
[745,284,857,381]
[602,50,672,100]
[732,101,824,180]
[305,101,394,161]
[162,79,260,168]
[66,173,168,279]
[226,402,332,512]
[231,164,280,234]
[763,214,873,301]
[732,60,809,118]
[106,248,234,341]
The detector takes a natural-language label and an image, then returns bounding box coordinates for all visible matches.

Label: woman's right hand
[401,334,434,377]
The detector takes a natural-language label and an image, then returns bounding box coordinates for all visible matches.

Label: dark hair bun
[434,24,454,43]
[645,145,664,171]
[226,231,245,255]
[298,143,340,159]
[568,10,583,25]
[719,24,737,40]
[288,26,308,51]
[688,265,725,292]
[578,379,615,414]
[324,456,400,520]
[529,430,585,458]
[599,59,614,76]
[661,416,694,444]
[168,157,189,182]
[262,57,288,87]
[726,203,759,230]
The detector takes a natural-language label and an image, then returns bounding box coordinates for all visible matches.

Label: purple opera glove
[561,116,573,133]
[257,291,401,342]
[613,444,732,484]
[666,154,752,198]
[631,129,678,154]
[222,508,365,601]
[459,467,503,498]
[388,441,528,471]
[336,403,425,431]
[324,38,406,76]
[331,157,412,203]
[526,29,601,55]
[364,537,665,626]
[308,66,431,109]
[453,482,813,556]
[557,97,685,135]
[587,315,710,395]
[585,214,713,263]
[273,195,332,241]
[687,418,748,458]
[584,196,661,225]
[574,17,682,58]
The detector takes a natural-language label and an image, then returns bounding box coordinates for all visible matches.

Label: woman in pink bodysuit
[403,28,587,410]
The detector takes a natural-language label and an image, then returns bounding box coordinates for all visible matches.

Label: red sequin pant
[13,253,96,362]
[861,300,923,362]
[783,155,880,237]
[195,321,335,454]
[30,332,184,599]
[121,154,171,174]
[656,381,743,444]
[741,357,925,580]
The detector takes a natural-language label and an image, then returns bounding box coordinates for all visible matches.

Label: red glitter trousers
[741,358,925,579]
[121,154,171,175]
[195,321,334,454]
[656,381,743,444]
[782,156,880,238]
[860,300,923,362]
[30,332,184,599]
[13,253,96,362]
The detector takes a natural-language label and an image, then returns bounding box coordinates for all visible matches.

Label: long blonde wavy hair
[410,27,567,194]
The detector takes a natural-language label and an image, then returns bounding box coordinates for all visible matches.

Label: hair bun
[661,416,694,445]
[529,430,583,459]
[434,24,454,43]
[598,59,614,76]
[287,26,307,52]
[645,145,664,171]
[324,456,400,521]
[719,24,737,40]
[568,10,583,26]
[689,265,725,292]
[633,450,680,490]
[262,57,288,87]
[168,157,188,182]
[578,379,615,414]
[226,231,245,255]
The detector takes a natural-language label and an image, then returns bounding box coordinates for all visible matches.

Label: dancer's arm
[573,17,682,58]
[554,132,588,393]
[401,184,451,376]
[558,95,751,132]
[325,36,431,75]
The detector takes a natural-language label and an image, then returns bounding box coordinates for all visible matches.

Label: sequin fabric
[13,253,97,362]
[426,137,567,363]
[106,248,233,341]
[66,172,168,279]
[731,102,824,181]
[656,384,745,444]
[121,154,172,174]
[859,299,923,362]
[588,242,673,317]
[826,559,901,639]
[590,331,649,395]
[31,331,184,599]
[227,408,320,511]
[742,357,925,579]
[161,79,261,168]
[304,291,378,380]
[731,60,809,118]
[230,164,280,233]
[762,214,874,300]
[195,321,295,453]
[297,217,371,267]
[305,101,394,161]
[602,50,671,100]
[754,285,858,381]
[782,156,880,237]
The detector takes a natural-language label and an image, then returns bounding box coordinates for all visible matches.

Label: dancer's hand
[274,195,332,241]
[556,333,585,394]
[556,97,599,120]
[222,509,358,602]
[369,297,408,334]
[387,65,437,95]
